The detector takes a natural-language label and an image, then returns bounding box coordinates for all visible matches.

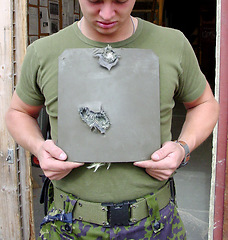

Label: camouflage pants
[39,186,186,240]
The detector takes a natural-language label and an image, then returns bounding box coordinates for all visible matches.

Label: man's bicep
[183,81,215,110]
[10,91,43,118]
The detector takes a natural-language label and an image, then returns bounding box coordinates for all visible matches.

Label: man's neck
[78,16,138,43]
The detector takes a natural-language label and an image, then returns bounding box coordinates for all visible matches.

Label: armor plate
[58,47,160,163]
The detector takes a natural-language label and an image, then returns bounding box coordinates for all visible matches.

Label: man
[6,0,219,239]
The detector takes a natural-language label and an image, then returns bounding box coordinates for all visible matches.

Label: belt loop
[144,194,164,233]
[64,195,78,214]
[64,195,78,233]
[39,176,52,216]
[54,188,78,233]
[169,177,176,205]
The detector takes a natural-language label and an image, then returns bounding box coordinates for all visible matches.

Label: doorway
[30,1,217,239]
[132,1,216,239]
[163,1,216,239]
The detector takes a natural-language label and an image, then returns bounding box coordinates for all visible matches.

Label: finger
[42,158,84,172]
[54,161,84,170]
[134,159,169,169]
[42,162,84,180]
[134,160,153,168]
[63,161,84,169]
[146,168,173,181]
[134,156,179,171]
[44,169,72,180]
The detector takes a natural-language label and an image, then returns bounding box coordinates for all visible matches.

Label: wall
[27,0,81,44]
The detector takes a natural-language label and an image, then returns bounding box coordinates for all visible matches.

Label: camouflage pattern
[39,187,186,240]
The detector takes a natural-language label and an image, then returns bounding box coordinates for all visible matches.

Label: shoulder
[137,19,186,53]
[141,19,184,39]
[24,23,80,69]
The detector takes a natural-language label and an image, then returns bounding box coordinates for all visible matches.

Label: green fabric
[39,189,186,239]
[53,181,171,226]
[16,18,206,203]
[145,194,164,233]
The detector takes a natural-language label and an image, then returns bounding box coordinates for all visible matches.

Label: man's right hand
[37,140,84,180]
[5,92,84,181]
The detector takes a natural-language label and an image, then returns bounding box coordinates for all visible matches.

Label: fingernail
[76,162,84,166]
[59,152,67,160]
[134,162,141,166]
[152,153,159,160]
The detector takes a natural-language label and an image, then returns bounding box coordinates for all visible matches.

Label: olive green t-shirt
[16,18,206,203]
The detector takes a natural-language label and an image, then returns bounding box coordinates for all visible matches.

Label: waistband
[53,181,173,227]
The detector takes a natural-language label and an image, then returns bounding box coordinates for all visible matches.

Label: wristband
[175,140,190,168]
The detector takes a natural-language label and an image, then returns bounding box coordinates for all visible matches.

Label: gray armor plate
[58,47,160,163]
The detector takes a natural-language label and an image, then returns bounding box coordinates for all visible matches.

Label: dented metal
[78,106,111,134]
[93,45,120,71]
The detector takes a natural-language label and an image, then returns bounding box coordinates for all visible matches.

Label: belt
[54,180,173,227]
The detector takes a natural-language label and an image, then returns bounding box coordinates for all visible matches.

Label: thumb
[151,143,170,161]
[59,152,67,161]
[44,140,67,161]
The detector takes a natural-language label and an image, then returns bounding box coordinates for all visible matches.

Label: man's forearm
[5,109,45,156]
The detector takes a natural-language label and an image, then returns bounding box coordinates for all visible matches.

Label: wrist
[32,138,46,158]
[175,140,190,168]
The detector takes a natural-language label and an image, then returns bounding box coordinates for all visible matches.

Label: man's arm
[5,91,84,180]
[134,81,220,181]
[178,81,219,151]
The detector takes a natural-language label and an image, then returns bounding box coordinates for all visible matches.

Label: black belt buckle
[102,200,136,227]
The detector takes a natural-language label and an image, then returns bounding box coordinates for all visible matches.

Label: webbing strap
[53,181,172,226]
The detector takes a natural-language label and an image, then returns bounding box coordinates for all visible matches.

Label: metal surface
[58,48,160,163]
[78,106,111,134]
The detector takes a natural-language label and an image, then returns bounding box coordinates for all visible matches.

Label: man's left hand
[134,141,185,181]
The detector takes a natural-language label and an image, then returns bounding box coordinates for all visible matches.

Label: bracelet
[175,140,190,168]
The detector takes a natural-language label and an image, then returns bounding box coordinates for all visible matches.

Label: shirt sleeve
[175,34,207,103]
[16,44,45,106]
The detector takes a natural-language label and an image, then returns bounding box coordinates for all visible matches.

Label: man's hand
[134,141,185,181]
[5,92,84,180]
[37,140,84,180]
